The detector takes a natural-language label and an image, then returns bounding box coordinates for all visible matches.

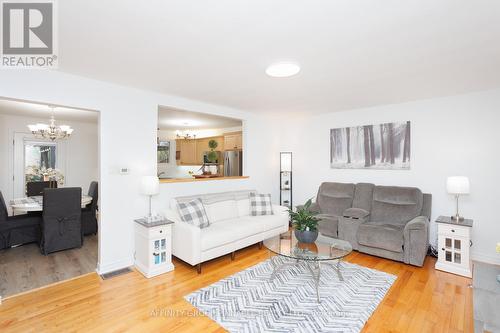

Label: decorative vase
[294,229,319,244]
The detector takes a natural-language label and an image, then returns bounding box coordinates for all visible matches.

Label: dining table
[10,195,93,213]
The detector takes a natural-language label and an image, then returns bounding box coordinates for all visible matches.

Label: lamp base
[451,214,465,222]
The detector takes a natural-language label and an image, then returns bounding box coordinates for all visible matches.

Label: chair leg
[231,252,235,261]
[197,263,202,274]
[258,241,263,250]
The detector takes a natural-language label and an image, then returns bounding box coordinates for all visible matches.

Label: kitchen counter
[159,176,249,184]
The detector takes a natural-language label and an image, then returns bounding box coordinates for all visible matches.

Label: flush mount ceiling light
[265,62,301,78]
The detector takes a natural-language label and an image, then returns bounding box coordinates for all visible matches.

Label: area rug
[185,257,396,333]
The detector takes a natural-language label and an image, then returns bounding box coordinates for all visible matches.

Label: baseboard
[96,257,134,275]
[471,251,500,265]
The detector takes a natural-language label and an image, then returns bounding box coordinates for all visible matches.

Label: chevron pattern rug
[185,257,396,333]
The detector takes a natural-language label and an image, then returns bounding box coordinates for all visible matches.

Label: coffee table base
[269,255,344,303]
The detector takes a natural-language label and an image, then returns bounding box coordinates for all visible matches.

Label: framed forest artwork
[330,121,411,169]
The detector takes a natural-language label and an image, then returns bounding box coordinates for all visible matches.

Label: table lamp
[141,176,159,220]
[446,176,470,221]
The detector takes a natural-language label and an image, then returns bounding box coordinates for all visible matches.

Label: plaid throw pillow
[177,199,210,228]
[250,193,274,216]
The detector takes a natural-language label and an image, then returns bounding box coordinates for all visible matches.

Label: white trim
[471,251,500,265]
[96,257,134,275]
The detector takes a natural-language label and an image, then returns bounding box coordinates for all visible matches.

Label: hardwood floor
[0,243,473,333]
[0,235,97,298]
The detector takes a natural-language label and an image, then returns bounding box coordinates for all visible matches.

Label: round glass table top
[263,231,353,261]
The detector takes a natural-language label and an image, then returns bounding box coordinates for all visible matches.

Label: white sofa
[164,190,289,273]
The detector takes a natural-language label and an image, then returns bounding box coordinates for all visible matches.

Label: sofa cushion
[357,222,405,253]
[370,186,423,224]
[317,214,339,238]
[316,182,355,216]
[236,198,250,217]
[203,199,239,223]
[352,183,375,212]
[200,215,284,251]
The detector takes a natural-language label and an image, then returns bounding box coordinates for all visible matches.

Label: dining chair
[40,188,83,255]
[82,181,98,236]
[0,191,42,250]
[27,181,58,197]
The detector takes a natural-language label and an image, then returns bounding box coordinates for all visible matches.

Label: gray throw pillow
[250,193,274,216]
[177,198,210,228]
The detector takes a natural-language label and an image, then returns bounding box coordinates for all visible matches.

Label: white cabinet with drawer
[134,219,174,278]
[435,216,473,278]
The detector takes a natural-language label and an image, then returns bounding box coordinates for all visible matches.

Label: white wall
[0,70,277,274]
[0,113,98,209]
[277,89,500,264]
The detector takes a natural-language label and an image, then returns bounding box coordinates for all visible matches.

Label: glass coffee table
[263,231,353,302]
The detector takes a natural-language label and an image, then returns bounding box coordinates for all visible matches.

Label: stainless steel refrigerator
[224,150,242,176]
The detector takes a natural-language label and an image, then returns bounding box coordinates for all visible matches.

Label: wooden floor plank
[0,235,97,298]
[0,244,473,333]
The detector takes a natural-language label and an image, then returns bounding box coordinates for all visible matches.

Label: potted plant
[289,198,320,243]
[207,139,218,163]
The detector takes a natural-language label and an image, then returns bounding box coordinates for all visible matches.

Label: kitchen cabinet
[195,136,224,164]
[176,136,225,166]
[176,139,197,165]
[224,132,242,150]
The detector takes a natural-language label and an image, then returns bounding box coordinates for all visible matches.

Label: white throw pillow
[203,199,239,223]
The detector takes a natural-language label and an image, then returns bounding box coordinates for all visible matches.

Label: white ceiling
[58,0,500,114]
[0,99,98,123]
[158,106,242,130]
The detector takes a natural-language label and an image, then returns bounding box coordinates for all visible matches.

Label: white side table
[134,218,174,278]
[435,215,473,277]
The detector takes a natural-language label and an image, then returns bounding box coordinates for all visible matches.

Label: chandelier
[27,106,74,141]
[176,129,196,140]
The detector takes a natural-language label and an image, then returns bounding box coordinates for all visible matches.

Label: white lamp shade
[141,176,159,195]
[280,152,292,172]
[446,176,470,194]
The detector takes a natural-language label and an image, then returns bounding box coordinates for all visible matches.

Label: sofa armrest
[342,208,370,219]
[403,216,429,266]
[272,204,289,215]
[295,202,320,213]
[167,208,202,266]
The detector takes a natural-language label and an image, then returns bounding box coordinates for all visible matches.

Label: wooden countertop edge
[159,176,249,184]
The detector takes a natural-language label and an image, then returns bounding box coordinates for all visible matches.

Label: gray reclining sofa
[306,182,431,267]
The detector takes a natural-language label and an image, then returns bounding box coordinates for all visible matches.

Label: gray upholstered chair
[27,181,57,197]
[302,182,432,267]
[0,191,42,250]
[40,188,83,255]
[81,181,98,235]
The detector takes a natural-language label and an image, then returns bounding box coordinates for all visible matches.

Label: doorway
[0,98,100,299]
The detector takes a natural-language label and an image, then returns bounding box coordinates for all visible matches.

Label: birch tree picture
[330,121,411,169]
